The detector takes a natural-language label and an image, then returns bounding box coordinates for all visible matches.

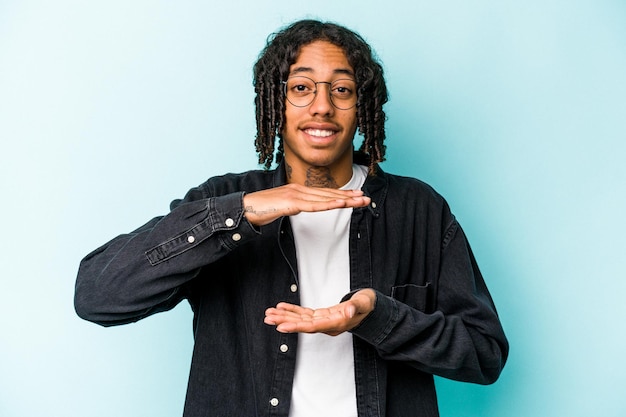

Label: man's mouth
[303,128,336,138]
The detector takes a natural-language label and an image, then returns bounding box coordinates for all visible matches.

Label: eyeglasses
[282,76,357,110]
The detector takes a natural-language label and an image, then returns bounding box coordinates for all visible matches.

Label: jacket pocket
[391,283,430,312]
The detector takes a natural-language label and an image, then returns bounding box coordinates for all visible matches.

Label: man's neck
[285,163,353,189]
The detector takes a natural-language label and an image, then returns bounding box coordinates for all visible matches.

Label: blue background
[1,1,625,416]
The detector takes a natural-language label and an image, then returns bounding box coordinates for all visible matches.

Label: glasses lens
[284,76,357,110]
[330,79,357,110]
[285,76,316,107]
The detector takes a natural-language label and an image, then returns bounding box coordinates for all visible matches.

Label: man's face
[281,40,358,184]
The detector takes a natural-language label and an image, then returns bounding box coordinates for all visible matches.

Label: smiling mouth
[303,128,336,138]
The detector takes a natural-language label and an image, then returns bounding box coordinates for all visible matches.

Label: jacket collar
[272,158,289,188]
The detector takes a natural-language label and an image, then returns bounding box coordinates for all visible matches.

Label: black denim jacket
[75,158,508,417]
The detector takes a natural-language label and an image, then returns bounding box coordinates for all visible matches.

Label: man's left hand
[264,289,376,336]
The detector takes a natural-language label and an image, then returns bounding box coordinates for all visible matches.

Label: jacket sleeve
[74,185,259,327]
[350,220,509,385]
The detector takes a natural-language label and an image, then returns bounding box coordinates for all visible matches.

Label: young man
[75,19,508,417]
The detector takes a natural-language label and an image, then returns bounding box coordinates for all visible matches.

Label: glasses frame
[282,75,357,110]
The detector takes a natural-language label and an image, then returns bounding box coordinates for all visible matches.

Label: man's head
[253,19,388,173]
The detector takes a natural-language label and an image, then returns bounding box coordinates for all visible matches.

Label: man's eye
[333,86,353,96]
[291,84,313,94]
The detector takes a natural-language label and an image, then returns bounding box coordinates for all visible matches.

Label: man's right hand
[242,183,371,227]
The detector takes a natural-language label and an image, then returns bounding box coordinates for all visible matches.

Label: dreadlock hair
[253,19,388,174]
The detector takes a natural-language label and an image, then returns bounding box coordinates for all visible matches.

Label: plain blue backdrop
[1,1,625,416]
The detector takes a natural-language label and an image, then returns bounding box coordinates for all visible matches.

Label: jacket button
[225,218,234,227]
[371,201,377,209]
[232,233,242,241]
[270,398,279,407]
[290,284,297,293]
[187,235,195,243]
[280,344,289,353]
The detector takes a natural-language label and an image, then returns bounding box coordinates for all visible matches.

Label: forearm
[351,290,508,384]
[74,192,259,326]
[351,222,508,385]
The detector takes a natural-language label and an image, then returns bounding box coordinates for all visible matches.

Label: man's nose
[308,83,334,116]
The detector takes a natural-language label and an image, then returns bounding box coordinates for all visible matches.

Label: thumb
[345,303,356,319]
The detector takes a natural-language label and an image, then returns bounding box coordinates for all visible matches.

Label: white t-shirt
[288,164,368,417]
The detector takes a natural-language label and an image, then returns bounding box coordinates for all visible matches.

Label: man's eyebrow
[289,67,355,77]
[334,68,355,77]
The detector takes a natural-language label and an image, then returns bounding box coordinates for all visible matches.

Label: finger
[276,319,334,334]
[349,289,377,314]
[295,190,369,204]
[264,314,311,325]
[345,303,356,319]
[295,196,371,213]
[265,305,315,324]
[265,309,295,324]
[288,187,369,205]
[290,195,369,210]
[274,303,315,315]
[291,184,365,198]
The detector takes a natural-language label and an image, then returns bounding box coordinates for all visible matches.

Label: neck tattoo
[304,167,339,188]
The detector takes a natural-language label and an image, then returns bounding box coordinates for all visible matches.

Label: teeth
[305,129,335,138]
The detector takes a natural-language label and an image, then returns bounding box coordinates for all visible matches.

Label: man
[75,19,508,417]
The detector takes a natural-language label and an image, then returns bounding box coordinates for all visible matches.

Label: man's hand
[264,289,376,336]
[243,184,371,227]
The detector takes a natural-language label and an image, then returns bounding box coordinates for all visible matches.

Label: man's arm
[74,190,253,326]
[74,182,370,326]
[264,222,508,385]
[242,183,370,226]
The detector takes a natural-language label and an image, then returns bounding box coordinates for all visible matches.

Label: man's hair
[253,19,388,173]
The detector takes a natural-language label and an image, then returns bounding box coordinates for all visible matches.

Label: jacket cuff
[213,192,259,250]
[349,289,399,346]
[145,192,258,265]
